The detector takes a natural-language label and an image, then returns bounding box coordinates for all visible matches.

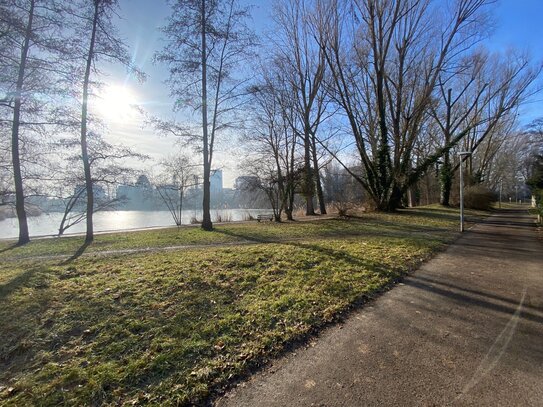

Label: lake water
[0,209,271,239]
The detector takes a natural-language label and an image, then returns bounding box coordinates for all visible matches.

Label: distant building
[135,175,151,189]
[210,169,223,207]
[116,174,155,210]
[74,184,106,201]
[210,169,223,194]
[234,176,259,191]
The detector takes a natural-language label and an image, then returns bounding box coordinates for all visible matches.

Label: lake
[0,209,271,239]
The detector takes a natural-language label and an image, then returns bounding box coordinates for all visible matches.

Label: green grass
[0,206,485,406]
[0,205,476,259]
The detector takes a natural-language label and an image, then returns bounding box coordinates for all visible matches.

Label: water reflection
[0,209,269,239]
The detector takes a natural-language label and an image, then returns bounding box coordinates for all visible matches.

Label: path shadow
[404,277,543,324]
[413,274,542,314]
[60,241,91,265]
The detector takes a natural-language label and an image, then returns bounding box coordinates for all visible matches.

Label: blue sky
[101,0,543,186]
[491,0,543,122]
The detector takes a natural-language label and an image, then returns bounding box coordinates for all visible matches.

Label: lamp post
[458,151,472,232]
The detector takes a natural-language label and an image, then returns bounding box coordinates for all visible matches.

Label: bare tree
[157,0,255,231]
[247,61,305,220]
[55,134,146,236]
[0,0,73,244]
[155,153,200,226]
[0,122,12,206]
[72,0,143,243]
[241,158,285,221]
[524,119,543,215]
[430,53,488,206]
[310,0,540,211]
[272,0,329,215]
[429,50,539,205]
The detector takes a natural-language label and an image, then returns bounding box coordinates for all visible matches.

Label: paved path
[216,209,543,407]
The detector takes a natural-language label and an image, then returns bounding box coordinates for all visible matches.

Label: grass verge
[0,206,484,405]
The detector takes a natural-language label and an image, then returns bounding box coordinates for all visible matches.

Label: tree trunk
[286,185,295,220]
[384,185,404,212]
[276,169,288,221]
[311,135,326,214]
[304,133,315,215]
[80,1,100,243]
[200,0,212,231]
[11,0,35,245]
[407,187,414,208]
[178,189,184,226]
[285,208,293,221]
[440,157,452,206]
[440,89,453,207]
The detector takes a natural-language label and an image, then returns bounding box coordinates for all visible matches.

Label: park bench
[257,213,274,222]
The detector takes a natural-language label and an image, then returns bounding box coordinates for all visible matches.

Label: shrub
[331,201,355,217]
[292,204,306,218]
[463,185,496,210]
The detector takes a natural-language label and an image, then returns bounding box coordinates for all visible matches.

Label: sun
[96,84,139,122]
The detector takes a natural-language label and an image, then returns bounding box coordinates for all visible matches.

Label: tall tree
[157,0,255,231]
[313,0,540,211]
[0,0,73,244]
[272,0,328,215]
[524,119,543,217]
[72,0,142,243]
[431,53,488,206]
[451,53,541,185]
[431,51,538,205]
[5,0,34,244]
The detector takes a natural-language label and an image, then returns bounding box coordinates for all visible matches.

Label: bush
[463,185,496,210]
[331,201,355,217]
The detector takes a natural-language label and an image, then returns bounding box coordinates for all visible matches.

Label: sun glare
[96,84,139,122]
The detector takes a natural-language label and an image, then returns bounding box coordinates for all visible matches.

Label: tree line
[243,0,541,220]
[1,0,542,246]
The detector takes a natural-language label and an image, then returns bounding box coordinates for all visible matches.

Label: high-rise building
[210,169,223,195]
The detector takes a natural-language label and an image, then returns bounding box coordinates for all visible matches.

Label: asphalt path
[215,209,543,407]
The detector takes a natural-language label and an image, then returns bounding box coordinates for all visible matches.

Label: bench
[257,214,274,222]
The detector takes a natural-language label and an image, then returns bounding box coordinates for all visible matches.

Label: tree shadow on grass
[214,229,389,271]
[220,218,448,245]
[0,267,40,301]
[0,243,19,254]
[60,241,91,265]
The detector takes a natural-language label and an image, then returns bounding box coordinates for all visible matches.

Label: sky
[97,0,543,188]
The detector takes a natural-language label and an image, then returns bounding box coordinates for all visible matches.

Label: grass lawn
[0,206,485,406]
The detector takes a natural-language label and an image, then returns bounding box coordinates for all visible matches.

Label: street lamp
[458,151,472,232]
